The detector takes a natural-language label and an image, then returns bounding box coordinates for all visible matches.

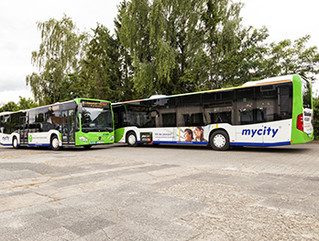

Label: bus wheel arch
[12,136,19,149]
[209,129,230,151]
[126,131,138,147]
[50,134,60,151]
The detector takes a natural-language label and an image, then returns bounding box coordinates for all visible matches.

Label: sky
[0,0,319,105]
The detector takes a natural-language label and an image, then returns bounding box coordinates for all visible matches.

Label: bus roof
[0,98,111,116]
[0,111,13,116]
[242,74,294,87]
[113,74,295,105]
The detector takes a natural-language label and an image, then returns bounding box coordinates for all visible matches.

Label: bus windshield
[81,104,113,133]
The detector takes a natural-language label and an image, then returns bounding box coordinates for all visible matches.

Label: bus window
[125,104,155,128]
[278,85,292,119]
[183,113,204,126]
[176,95,202,126]
[202,91,233,125]
[236,88,254,125]
[302,79,312,109]
[210,111,232,124]
[255,85,277,122]
[2,115,11,134]
[162,113,176,127]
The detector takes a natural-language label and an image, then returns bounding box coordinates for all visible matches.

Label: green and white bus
[0,98,114,150]
[112,75,313,150]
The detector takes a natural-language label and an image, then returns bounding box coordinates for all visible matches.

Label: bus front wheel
[210,130,230,151]
[51,135,60,151]
[127,132,138,147]
[12,137,19,149]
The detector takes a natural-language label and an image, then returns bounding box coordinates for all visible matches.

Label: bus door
[61,110,76,145]
[19,116,28,145]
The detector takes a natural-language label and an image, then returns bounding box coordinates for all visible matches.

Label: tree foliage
[26,15,88,105]
[18,1,319,109]
[0,97,38,112]
[265,35,319,82]
[81,24,124,101]
[115,0,287,95]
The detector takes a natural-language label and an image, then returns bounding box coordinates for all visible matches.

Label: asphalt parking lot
[0,143,318,240]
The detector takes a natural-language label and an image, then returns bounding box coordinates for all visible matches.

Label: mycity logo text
[242,127,279,138]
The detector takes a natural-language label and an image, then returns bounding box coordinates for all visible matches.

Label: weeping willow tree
[118,0,208,97]
[26,15,88,105]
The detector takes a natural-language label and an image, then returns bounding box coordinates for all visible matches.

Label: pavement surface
[0,143,318,240]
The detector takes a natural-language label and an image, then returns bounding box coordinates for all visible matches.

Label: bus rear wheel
[12,137,19,149]
[210,130,230,151]
[51,135,60,151]
[127,132,137,147]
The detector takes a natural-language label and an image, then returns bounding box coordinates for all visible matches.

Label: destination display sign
[81,101,110,109]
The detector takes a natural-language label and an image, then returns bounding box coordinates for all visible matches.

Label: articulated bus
[112,75,313,151]
[0,98,114,150]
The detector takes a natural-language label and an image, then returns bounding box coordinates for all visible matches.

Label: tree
[81,24,123,101]
[118,0,207,97]
[17,96,38,110]
[26,15,88,105]
[0,96,38,112]
[116,0,273,95]
[265,35,319,82]
[202,0,240,89]
[24,2,319,105]
[114,1,135,101]
[0,102,19,112]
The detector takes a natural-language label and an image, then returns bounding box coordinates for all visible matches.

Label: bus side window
[278,85,292,119]
[210,111,232,124]
[255,85,276,122]
[0,116,3,133]
[202,91,233,125]
[235,88,254,125]
[2,115,11,134]
[162,113,176,127]
[183,113,204,126]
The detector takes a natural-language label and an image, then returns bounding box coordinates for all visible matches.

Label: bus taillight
[297,114,304,132]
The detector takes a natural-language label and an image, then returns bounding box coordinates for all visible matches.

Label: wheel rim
[213,134,226,148]
[13,138,17,148]
[52,138,59,149]
[128,134,136,145]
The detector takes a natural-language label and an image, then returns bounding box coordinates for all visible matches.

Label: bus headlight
[79,136,88,142]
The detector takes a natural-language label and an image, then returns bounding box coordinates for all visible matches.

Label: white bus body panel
[0,133,14,146]
[28,130,62,147]
[233,119,291,146]
[118,120,292,147]
[0,131,62,147]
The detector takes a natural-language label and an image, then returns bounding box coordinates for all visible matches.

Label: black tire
[12,137,19,149]
[50,135,60,151]
[126,132,138,147]
[83,145,92,150]
[209,130,230,151]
